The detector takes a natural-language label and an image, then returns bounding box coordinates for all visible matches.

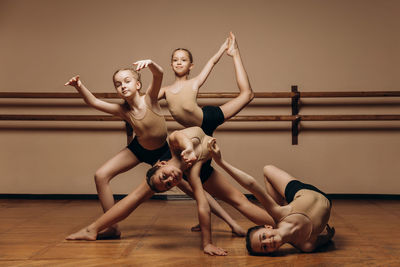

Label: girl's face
[113,70,141,99]
[171,50,193,77]
[250,225,282,254]
[151,161,183,192]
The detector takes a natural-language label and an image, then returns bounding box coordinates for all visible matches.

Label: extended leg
[94,148,141,238]
[220,32,254,120]
[66,180,154,241]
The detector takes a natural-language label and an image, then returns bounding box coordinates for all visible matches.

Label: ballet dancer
[65,60,167,238]
[146,127,275,255]
[207,139,335,255]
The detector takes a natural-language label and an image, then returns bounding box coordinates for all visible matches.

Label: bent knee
[94,170,112,185]
[263,165,277,176]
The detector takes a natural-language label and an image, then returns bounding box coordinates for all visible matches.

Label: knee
[263,165,277,178]
[94,170,111,185]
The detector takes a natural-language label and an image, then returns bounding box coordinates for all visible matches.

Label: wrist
[231,49,240,58]
[214,157,223,164]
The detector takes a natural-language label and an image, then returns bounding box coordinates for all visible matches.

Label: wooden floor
[0,198,399,267]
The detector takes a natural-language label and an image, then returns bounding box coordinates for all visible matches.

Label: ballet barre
[1,86,400,145]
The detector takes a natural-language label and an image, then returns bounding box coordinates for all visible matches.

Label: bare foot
[190,224,201,232]
[66,227,97,241]
[227,32,239,57]
[97,227,121,240]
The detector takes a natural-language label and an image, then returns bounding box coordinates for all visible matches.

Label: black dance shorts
[201,106,225,136]
[127,136,169,165]
[284,180,331,205]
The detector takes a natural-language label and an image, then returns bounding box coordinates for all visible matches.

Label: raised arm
[207,139,281,223]
[64,75,122,116]
[187,163,227,256]
[133,60,164,105]
[192,38,228,89]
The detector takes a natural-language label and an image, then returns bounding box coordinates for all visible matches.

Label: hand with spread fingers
[133,59,153,71]
[204,243,228,256]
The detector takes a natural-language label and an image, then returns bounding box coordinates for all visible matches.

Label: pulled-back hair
[246,225,274,256]
[112,68,142,89]
[171,48,193,63]
[146,165,161,193]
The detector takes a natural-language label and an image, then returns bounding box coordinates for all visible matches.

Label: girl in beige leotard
[65,60,167,238]
[145,127,275,256]
[158,32,254,134]
[158,32,256,236]
[207,139,335,255]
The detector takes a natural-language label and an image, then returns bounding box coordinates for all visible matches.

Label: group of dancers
[64,32,334,256]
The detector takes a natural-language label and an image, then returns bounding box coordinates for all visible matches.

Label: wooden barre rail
[1,87,399,144]
[1,91,400,99]
[1,114,400,122]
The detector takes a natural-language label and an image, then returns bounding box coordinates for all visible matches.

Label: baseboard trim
[0,193,399,200]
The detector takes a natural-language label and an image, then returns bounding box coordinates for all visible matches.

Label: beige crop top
[165,83,203,127]
[124,104,168,150]
[281,189,331,238]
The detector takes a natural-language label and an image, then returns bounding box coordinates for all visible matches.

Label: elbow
[168,131,177,143]
[301,244,315,253]
[153,71,163,82]
[242,90,254,103]
[249,91,255,101]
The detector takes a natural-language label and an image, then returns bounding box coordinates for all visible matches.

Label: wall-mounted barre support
[291,85,300,145]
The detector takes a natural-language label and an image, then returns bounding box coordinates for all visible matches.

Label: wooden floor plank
[0,198,399,266]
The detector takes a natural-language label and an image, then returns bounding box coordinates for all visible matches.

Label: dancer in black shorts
[146,127,275,256]
[207,139,335,255]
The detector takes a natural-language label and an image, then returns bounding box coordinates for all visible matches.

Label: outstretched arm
[134,59,164,105]
[65,76,123,116]
[193,38,228,89]
[208,139,282,222]
[188,163,227,256]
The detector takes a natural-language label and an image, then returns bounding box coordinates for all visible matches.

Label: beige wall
[1,0,399,195]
